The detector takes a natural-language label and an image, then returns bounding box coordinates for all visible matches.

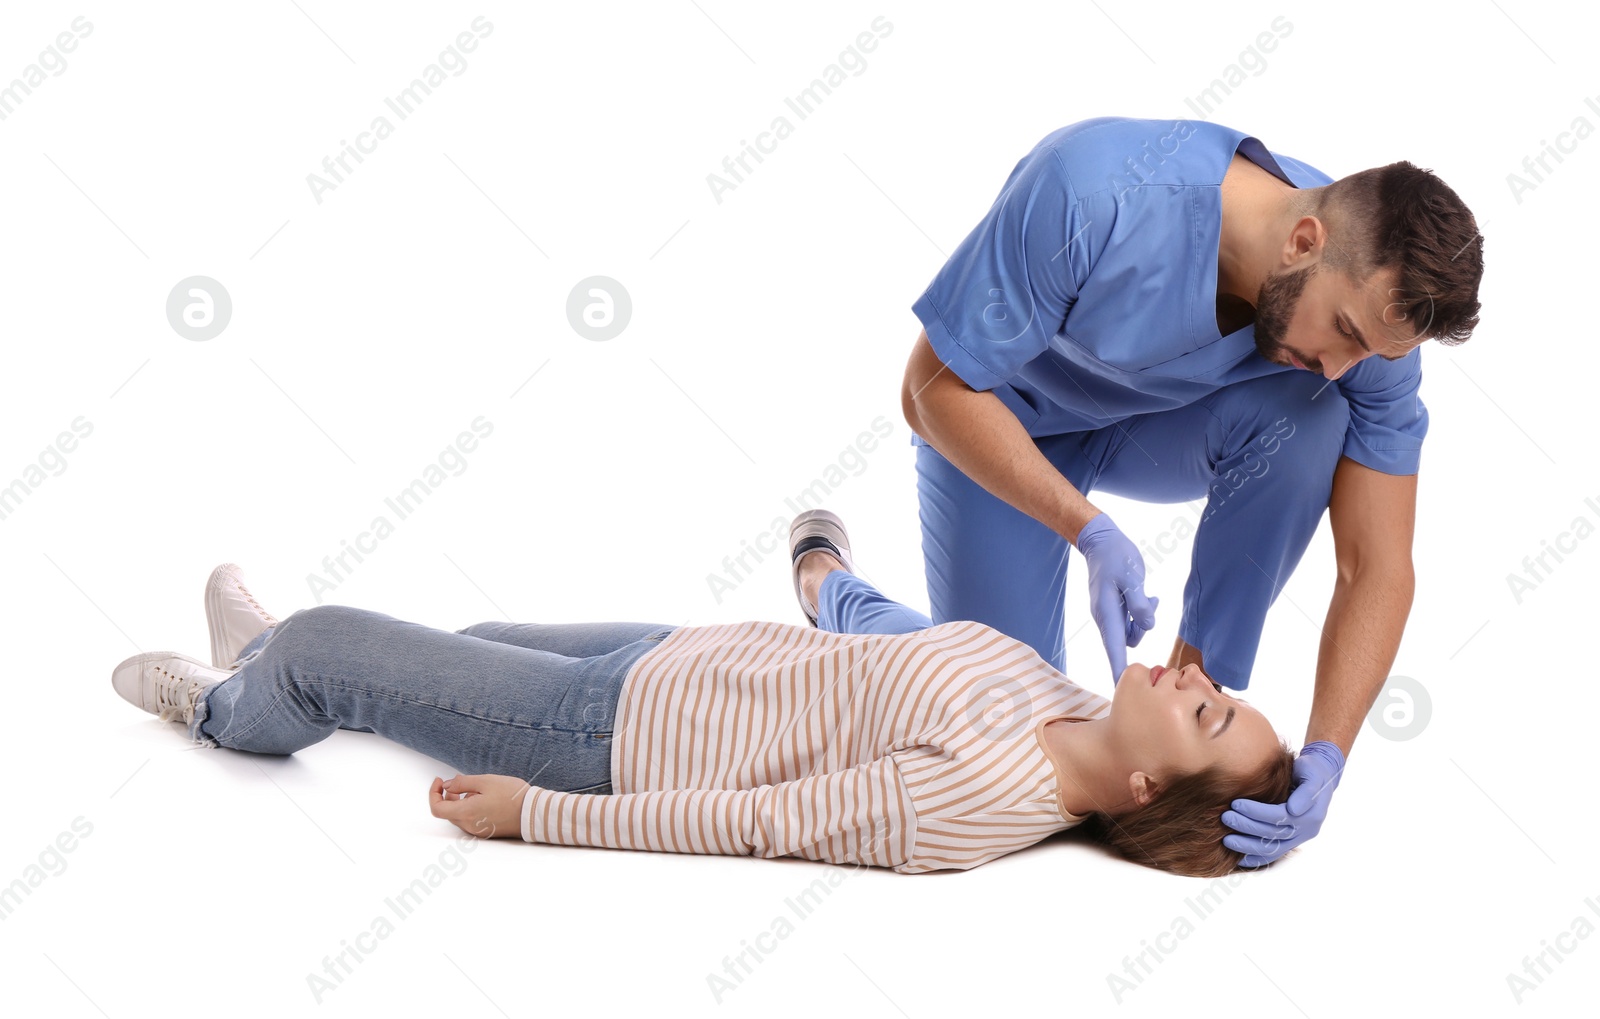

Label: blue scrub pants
[913,370,1353,689]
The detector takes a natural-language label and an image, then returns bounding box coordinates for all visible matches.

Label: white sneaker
[205,563,278,669]
[112,651,231,725]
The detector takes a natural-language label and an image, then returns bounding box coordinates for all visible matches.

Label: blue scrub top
[910,116,1427,475]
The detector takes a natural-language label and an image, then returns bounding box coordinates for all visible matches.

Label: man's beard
[1252,261,1319,371]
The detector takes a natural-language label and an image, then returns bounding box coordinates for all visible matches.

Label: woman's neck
[1042,717,1133,818]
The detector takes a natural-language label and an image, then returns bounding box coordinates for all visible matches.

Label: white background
[1,1,1594,1015]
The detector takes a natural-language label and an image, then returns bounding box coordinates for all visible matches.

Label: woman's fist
[428,773,531,839]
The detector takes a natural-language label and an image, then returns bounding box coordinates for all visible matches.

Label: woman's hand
[428,773,531,839]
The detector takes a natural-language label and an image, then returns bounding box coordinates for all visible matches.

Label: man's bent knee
[1238,372,1350,476]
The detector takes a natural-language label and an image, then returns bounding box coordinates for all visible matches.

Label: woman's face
[1108,662,1281,791]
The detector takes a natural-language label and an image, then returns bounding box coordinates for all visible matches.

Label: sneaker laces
[236,582,278,625]
[151,664,209,724]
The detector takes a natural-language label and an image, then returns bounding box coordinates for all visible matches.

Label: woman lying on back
[112,511,1294,877]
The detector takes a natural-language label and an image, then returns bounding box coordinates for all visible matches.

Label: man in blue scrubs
[901,116,1484,865]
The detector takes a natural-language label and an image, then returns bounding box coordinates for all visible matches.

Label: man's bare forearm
[1305,564,1414,758]
[904,335,1098,543]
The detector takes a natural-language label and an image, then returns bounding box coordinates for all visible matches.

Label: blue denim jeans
[192,605,675,793]
[190,577,931,789]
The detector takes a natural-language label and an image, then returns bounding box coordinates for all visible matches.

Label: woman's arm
[431,756,919,869]
[525,754,916,869]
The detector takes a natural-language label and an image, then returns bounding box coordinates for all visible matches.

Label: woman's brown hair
[1075,738,1297,878]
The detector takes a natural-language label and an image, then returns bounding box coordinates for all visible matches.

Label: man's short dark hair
[1312,161,1484,346]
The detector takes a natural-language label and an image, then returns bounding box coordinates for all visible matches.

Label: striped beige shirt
[520,619,1110,873]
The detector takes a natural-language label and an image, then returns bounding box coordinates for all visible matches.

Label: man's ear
[1128,770,1159,808]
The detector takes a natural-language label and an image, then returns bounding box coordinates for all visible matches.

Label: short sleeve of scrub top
[1333,345,1429,475]
[911,145,1087,393]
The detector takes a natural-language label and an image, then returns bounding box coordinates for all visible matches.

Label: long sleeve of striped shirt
[521,751,919,870]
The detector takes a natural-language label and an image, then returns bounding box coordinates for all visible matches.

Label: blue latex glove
[1221,740,1345,866]
[1073,512,1157,686]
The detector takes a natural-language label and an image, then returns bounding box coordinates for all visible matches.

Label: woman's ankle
[798,551,844,612]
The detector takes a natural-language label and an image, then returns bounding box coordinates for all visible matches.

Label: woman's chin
[1114,662,1152,692]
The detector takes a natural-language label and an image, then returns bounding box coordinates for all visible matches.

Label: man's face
[1253,260,1422,379]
